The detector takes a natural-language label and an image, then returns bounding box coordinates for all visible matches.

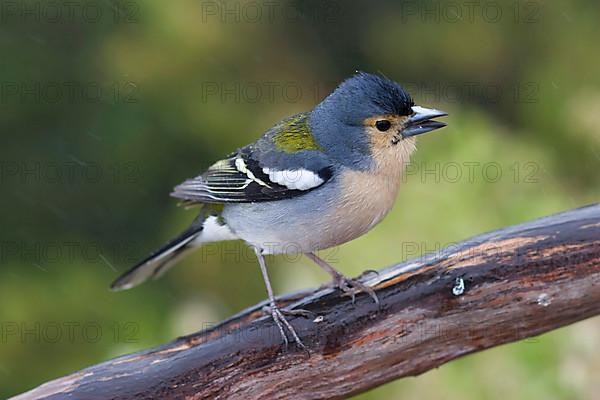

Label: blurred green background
[1,0,599,398]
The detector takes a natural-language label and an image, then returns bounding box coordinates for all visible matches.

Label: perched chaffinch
[111,72,447,348]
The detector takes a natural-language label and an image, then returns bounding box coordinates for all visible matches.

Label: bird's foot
[262,303,308,350]
[305,252,380,305]
[262,305,314,318]
[332,274,379,305]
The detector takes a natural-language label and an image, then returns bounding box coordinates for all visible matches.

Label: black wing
[171,149,333,204]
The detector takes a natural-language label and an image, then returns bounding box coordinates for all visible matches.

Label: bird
[110,72,447,348]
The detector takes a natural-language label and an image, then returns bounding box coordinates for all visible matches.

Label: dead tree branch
[12,204,600,400]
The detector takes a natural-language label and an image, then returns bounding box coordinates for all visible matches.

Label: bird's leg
[254,246,306,349]
[306,252,379,304]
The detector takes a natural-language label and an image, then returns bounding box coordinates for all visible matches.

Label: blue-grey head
[310,72,447,172]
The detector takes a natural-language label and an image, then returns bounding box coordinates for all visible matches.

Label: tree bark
[12,204,600,400]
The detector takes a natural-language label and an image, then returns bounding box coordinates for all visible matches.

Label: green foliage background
[1,0,599,398]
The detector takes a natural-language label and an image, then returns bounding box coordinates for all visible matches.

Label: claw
[305,253,380,305]
[283,308,315,318]
[334,276,380,305]
[262,305,314,319]
[263,303,307,350]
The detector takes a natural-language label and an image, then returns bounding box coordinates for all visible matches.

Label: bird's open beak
[402,105,448,138]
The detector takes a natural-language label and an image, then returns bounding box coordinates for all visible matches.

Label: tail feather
[110,226,202,291]
[110,206,238,291]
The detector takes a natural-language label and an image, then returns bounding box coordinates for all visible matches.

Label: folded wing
[171,113,334,204]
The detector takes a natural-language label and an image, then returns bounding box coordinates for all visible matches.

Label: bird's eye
[375,120,391,132]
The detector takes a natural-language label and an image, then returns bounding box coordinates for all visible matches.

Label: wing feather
[171,112,333,204]
[171,152,333,204]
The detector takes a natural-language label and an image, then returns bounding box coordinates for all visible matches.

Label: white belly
[221,170,402,254]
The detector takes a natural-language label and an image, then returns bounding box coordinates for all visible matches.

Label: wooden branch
[12,204,600,400]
